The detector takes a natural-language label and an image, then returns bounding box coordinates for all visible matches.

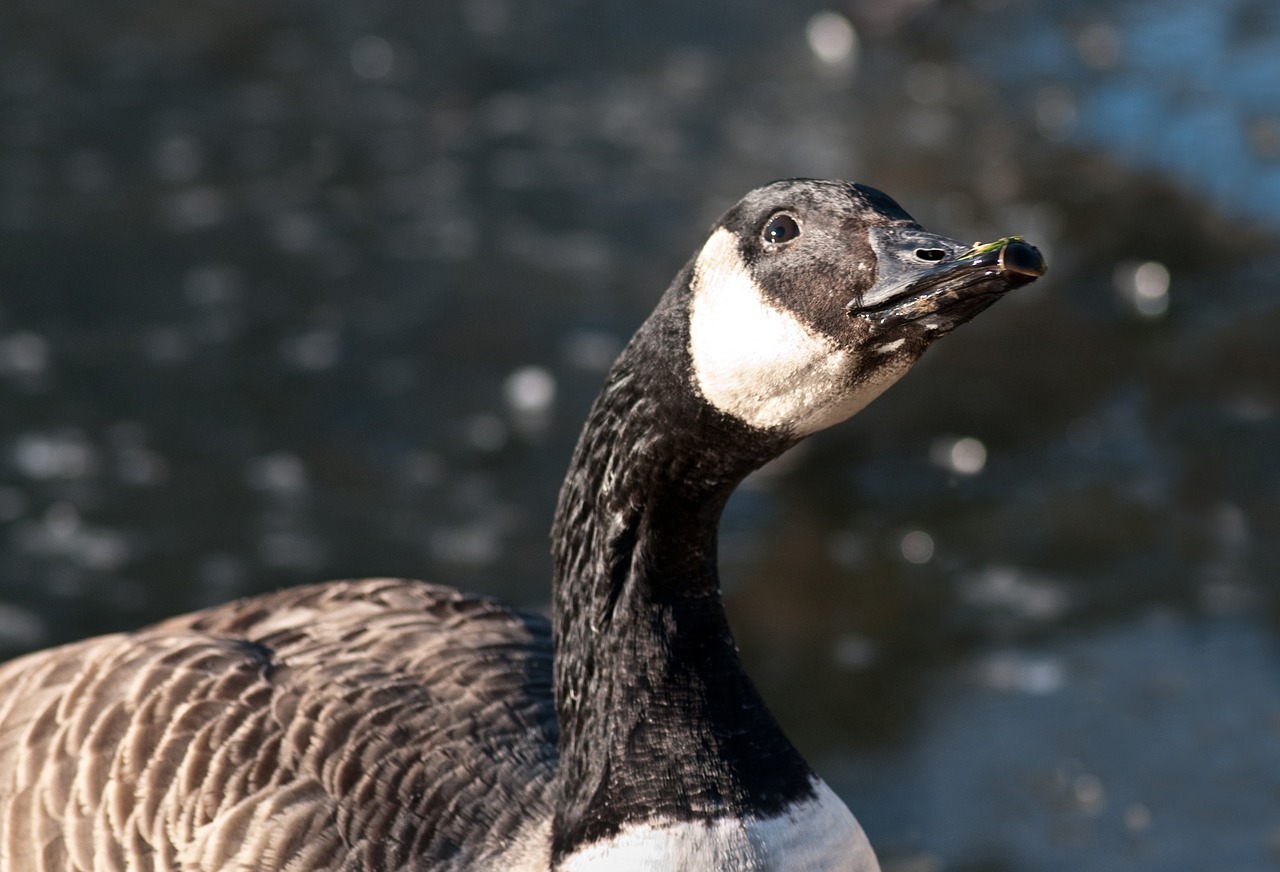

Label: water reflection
[1,0,1277,867]
[835,614,1280,871]
[960,0,1280,226]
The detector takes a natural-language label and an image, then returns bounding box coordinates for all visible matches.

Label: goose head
[685,179,1045,437]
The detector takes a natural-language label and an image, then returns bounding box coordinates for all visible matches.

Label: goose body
[0,180,1044,871]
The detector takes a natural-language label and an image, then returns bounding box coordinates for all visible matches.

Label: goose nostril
[915,248,947,262]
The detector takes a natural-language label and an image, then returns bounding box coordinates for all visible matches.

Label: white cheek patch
[555,779,880,872]
[688,228,910,436]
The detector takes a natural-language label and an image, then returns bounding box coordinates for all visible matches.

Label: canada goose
[0,179,1044,871]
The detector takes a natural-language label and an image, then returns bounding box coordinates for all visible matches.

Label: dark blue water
[2,1,1278,868]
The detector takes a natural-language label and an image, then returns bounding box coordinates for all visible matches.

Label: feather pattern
[0,579,558,871]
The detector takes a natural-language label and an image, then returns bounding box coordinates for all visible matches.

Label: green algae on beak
[961,236,1047,277]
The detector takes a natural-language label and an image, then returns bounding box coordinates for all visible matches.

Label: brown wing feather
[0,579,559,871]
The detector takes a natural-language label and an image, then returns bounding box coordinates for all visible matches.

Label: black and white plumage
[0,180,1045,871]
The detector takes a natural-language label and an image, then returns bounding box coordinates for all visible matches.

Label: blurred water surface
[2,0,1279,869]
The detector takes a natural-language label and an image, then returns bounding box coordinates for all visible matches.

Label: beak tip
[999,240,1048,278]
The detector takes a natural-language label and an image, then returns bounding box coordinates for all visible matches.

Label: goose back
[0,579,558,871]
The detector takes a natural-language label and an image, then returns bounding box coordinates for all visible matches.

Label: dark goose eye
[762,213,801,245]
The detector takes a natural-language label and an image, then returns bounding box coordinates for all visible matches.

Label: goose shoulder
[0,578,558,872]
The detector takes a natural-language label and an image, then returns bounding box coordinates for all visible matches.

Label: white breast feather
[555,779,881,872]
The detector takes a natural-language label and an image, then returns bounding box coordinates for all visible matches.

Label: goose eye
[762,213,801,245]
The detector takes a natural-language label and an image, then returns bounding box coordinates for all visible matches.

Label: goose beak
[851,232,1047,334]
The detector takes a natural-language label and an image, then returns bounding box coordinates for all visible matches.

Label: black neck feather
[548,276,815,858]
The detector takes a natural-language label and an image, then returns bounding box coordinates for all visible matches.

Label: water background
[2,0,1279,868]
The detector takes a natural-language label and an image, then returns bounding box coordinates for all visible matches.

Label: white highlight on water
[806,12,859,68]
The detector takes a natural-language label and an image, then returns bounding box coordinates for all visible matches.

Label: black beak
[966,237,1047,279]
[851,233,1047,334]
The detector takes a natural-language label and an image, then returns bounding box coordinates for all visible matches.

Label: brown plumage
[0,579,558,870]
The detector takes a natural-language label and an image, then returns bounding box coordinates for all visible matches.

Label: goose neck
[548,319,811,856]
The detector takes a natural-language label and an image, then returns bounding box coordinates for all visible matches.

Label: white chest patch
[555,779,880,872]
[687,229,907,436]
